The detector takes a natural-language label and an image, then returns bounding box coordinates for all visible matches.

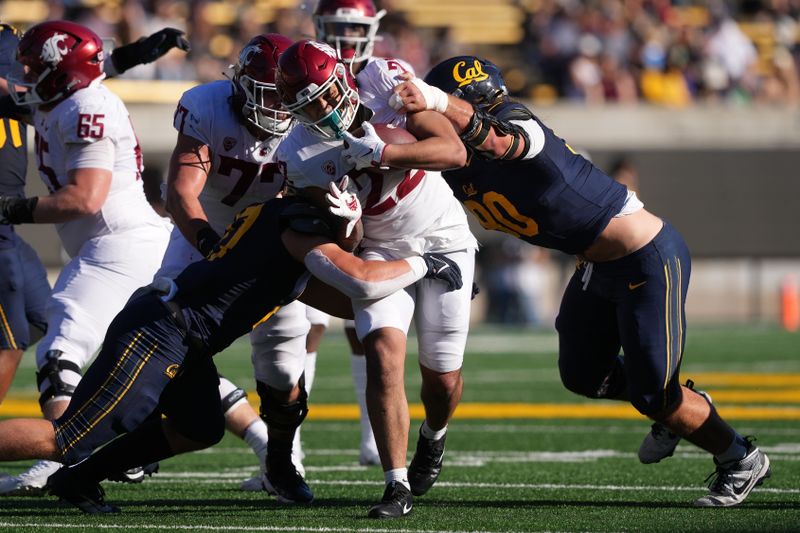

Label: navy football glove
[422,253,463,292]
[111,28,191,74]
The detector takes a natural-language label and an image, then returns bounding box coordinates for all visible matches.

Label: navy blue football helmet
[424,56,508,106]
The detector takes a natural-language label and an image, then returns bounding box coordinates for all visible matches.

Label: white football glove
[326,176,362,238]
[388,76,449,113]
[340,122,387,170]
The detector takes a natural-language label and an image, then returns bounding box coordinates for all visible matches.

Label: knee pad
[36,350,82,408]
[219,376,249,415]
[257,377,308,433]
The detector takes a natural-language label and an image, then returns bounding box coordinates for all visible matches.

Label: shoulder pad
[487,100,534,122]
[279,201,336,239]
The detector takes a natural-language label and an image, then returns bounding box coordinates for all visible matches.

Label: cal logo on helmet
[452,59,489,88]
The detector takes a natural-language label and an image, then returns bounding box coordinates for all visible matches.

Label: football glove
[340,122,387,170]
[110,28,191,75]
[195,226,221,257]
[326,176,361,238]
[422,253,463,292]
[150,277,178,302]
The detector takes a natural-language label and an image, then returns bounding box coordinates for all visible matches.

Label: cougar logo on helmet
[452,59,489,88]
[40,33,70,66]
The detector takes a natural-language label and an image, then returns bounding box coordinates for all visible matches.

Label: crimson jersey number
[352,168,425,215]
[217,155,285,206]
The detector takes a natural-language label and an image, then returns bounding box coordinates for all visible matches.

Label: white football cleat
[694,440,771,507]
[0,459,61,496]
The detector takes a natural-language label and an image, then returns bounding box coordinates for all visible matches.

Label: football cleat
[408,427,446,496]
[107,462,159,484]
[263,454,314,504]
[47,467,119,514]
[0,459,60,496]
[638,381,712,464]
[694,438,771,507]
[367,481,413,519]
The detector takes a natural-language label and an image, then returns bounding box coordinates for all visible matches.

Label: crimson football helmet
[8,20,104,107]
[230,33,294,137]
[313,0,385,64]
[276,39,360,139]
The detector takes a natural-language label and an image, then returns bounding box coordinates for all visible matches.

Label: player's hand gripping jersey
[279,57,475,256]
[173,81,287,235]
[31,82,165,257]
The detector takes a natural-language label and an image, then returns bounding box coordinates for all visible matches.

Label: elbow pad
[461,108,530,161]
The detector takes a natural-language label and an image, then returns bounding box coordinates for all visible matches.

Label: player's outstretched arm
[390,76,526,160]
[28,167,112,223]
[165,132,219,256]
[105,28,190,77]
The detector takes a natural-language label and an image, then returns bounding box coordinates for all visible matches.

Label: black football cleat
[367,481,413,519]
[408,428,446,496]
[46,467,120,514]
[263,454,314,504]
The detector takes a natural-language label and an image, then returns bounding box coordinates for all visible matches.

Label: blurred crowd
[18,0,799,107]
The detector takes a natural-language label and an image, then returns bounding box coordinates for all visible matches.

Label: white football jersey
[278,57,476,255]
[32,81,165,257]
[173,80,286,235]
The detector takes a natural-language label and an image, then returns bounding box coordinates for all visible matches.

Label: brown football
[353,123,417,144]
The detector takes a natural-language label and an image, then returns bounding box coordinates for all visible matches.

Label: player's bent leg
[251,300,309,476]
[346,322,379,466]
[0,349,23,404]
[257,380,313,504]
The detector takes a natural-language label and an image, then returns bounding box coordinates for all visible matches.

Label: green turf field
[0,325,798,532]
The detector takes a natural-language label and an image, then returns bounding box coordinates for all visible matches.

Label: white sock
[384,468,410,490]
[420,419,447,441]
[715,433,748,464]
[243,419,269,465]
[351,354,375,445]
[304,351,317,396]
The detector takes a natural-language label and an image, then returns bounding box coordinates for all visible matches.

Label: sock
[304,351,317,396]
[243,419,268,466]
[72,419,174,483]
[350,354,375,446]
[420,419,447,441]
[715,433,749,464]
[384,467,410,490]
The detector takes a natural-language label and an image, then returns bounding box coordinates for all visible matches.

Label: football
[358,123,417,144]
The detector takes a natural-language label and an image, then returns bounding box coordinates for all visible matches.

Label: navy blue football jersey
[0,24,28,248]
[173,197,311,354]
[443,103,627,255]
[0,24,26,198]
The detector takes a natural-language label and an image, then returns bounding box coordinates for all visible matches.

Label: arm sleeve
[304,249,427,300]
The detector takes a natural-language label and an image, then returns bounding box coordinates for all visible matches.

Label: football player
[157,33,314,496]
[0,21,183,494]
[385,55,772,508]
[0,23,189,405]
[275,39,477,518]
[0,182,463,514]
